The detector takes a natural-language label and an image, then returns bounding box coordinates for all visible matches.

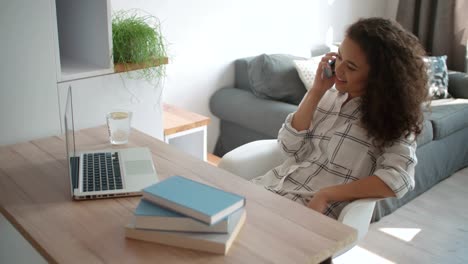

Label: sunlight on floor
[379,228,421,242]
[334,246,395,264]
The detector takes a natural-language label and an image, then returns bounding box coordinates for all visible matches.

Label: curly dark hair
[346,17,429,148]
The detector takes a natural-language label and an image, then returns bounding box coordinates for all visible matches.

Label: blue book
[142,175,245,225]
[134,199,236,233]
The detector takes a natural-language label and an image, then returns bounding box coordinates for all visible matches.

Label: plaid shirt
[252,88,417,219]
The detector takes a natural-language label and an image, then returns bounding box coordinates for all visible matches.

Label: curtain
[397,0,468,72]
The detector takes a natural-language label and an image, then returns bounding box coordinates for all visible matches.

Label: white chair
[218,139,379,256]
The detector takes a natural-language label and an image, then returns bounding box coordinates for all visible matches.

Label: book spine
[134,216,228,233]
[125,227,226,254]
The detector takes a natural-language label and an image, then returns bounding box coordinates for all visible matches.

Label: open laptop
[64,86,158,200]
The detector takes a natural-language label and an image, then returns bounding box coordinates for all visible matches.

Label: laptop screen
[64,85,78,196]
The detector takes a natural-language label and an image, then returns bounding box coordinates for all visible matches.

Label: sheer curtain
[396,0,468,72]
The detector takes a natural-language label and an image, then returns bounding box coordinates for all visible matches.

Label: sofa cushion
[424,55,450,99]
[248,54,306,105]
[427,98,468,139]
[235,57,255,92]
[293,56,323,90]
[448,71,468,99]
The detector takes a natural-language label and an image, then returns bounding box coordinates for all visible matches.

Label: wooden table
[0,127,357,264]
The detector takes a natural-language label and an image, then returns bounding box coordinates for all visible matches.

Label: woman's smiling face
[334,37,370,98]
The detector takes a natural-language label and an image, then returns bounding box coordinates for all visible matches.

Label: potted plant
[112,10,168,83]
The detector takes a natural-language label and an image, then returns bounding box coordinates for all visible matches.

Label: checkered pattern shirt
[251,88,417,219]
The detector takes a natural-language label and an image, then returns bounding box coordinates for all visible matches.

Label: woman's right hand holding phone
[310,52,338,96]
[292,52,339,131]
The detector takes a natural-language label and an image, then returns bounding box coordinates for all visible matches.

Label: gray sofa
[210,55,468,222]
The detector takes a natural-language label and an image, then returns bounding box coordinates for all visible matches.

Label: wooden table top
[0,126,356,264]
[163,104,210,136]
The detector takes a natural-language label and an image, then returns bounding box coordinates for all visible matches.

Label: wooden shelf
[163,103,210,136]
[114,57,169,73]
[163,103,211,161]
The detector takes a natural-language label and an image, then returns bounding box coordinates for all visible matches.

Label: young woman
[251,17,428,219]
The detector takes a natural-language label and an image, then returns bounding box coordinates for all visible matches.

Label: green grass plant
[112,9,167,83]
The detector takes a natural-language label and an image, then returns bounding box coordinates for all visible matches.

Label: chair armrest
[218,139,287,180]
[338,198,379,240]
[333,198,380,257]
[448,71,468,99]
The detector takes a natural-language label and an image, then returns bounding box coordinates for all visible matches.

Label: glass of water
[106,110,132,145]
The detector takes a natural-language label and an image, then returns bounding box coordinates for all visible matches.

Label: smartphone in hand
[322,60,336,79]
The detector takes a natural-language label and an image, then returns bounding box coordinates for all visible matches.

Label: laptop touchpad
[124,160,154,175]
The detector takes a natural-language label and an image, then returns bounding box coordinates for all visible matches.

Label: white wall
[112,0,397,152]
[0,0,396,149]
[56,76,164,143]
[0,0,60,145]
[386,0,400,20]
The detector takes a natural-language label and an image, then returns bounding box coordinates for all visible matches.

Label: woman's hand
[310,52,338,95]
[307,186,334,214]
[307,190,330,214]
[291,52,339,131]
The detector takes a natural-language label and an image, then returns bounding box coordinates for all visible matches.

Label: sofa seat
[428,98,468,139]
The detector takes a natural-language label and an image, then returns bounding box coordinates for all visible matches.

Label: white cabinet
[0,0,60,145]
[51,0,113,82]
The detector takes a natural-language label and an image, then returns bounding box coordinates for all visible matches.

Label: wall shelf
[114,57,169,73]
[52,0,168,83]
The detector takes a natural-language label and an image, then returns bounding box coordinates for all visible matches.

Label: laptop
[64,86,158,200]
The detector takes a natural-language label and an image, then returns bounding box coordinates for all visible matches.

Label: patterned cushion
[424,55,450,99]
[293,56,322,90]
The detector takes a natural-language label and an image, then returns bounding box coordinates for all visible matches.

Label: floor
[335,166,468,264]
[209,154,468,264]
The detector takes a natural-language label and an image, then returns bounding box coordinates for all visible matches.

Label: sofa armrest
[210,87,297,138]
[448,71,468,99]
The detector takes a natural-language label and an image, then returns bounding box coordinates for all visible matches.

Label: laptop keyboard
[82,152,123,192]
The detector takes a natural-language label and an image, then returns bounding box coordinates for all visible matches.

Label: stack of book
[125,175,247,255]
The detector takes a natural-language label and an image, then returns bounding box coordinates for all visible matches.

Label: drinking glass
[106,110,132,145]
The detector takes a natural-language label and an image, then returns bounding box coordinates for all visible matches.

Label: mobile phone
[322,59,336,79]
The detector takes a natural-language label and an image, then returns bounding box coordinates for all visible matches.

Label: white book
[125,209,246,255]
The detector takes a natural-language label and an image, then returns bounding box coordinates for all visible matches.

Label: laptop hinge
[70,156,80,189]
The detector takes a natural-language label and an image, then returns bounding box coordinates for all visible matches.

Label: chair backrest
[218,139,286,181]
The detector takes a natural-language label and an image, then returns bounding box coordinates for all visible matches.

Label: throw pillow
[248,54,307,105]
[424,55,450,99]
[293,55,323,90]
